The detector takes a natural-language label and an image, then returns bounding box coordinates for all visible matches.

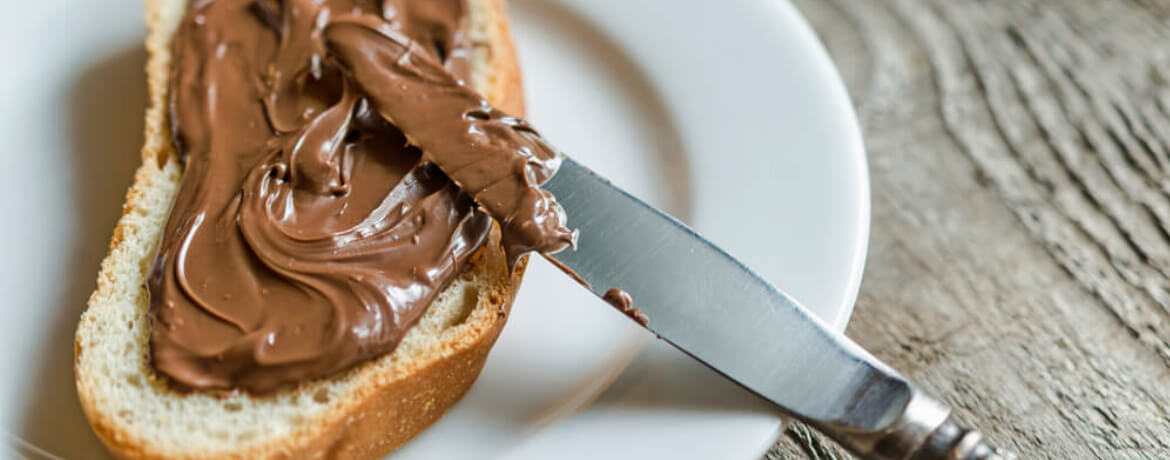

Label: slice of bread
[74,0,529,458]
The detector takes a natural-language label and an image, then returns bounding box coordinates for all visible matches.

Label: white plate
[0,0,867,459]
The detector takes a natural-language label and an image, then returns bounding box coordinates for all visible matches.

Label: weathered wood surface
[768,0,1170,458]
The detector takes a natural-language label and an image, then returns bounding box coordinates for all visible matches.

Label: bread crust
[75,0,528,458]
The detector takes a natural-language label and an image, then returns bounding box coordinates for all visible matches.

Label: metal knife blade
[541,158,1013,460]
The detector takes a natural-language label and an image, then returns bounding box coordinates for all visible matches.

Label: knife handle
[827,388,1016,460]
[907,418,1016,460]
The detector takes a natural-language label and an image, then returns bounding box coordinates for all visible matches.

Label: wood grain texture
[767,0,1170,458]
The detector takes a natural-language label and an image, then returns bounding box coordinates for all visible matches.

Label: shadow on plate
[14,45,146,459]
[597,339,783,415]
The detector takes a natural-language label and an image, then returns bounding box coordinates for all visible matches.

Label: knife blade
[541,158,1014,460]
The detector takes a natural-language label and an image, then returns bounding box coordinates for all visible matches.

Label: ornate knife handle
[821,388,1017,460]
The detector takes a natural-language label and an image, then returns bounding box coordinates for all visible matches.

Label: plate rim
[780,0,872,331]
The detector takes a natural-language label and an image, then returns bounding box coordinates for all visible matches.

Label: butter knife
[542,158,1015,460]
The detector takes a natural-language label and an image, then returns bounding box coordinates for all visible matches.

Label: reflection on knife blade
[539,158,1014,460]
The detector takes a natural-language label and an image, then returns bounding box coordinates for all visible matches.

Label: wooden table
[767,1,1170,458]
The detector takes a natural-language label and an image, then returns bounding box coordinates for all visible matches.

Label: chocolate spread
[602,288,648,326]
[149,0,572,394]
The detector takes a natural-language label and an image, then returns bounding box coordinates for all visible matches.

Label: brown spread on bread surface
[150,0,573,394]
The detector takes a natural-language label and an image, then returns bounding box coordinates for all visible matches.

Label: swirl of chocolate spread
[148,0,574,394]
